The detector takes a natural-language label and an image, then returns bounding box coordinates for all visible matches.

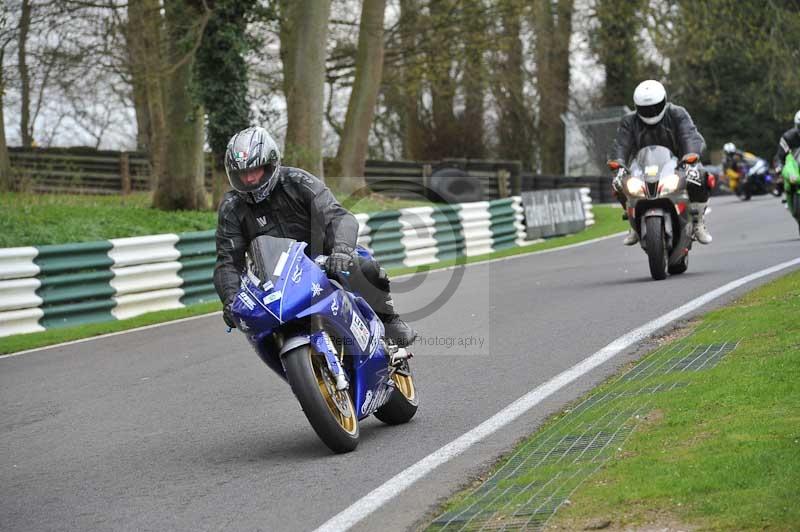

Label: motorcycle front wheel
[645,217,668,281]
[284,345,359,453]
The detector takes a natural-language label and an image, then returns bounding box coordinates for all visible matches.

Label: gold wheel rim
[392,371,416,402]
[312,353,358,435]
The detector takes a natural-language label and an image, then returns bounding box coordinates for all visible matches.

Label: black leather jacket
[774,127,800,167]
[609,103,706,165]
[213,166,359,304]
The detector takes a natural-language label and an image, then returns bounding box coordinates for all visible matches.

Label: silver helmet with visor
[225,127,281,203]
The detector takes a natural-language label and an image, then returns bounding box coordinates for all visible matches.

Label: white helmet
[633,80,667,125]
[723,142,736,155]
[794,109,800,129]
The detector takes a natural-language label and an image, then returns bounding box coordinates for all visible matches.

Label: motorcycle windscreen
[246,235,297,286]
[630,146,677,181]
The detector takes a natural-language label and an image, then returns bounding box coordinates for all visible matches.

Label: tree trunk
[128,0,168,190]
[153,0,207,210]
[493,2,534,167]
[533,0,573,174]
[0,49,12,191]
[126,0,152,152]
[595,0,644,107]
[428,0,458,159]
[195,0,253,209]
[334,0,386,195]
[399,0,425,160]
[460,0,486,158]
[280,0,331,178]
[18,0,32,148]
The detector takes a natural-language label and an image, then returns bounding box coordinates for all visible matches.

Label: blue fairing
[231,241,392,419]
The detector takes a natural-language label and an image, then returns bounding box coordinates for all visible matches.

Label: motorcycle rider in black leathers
[609,80,712,245]
[773,111,800,202]
[213,126,417,347]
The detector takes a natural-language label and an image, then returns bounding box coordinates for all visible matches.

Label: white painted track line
[0,312,222,360]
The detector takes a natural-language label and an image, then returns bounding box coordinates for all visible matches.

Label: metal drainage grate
[570,381,689,414]
[427,326,742,532]
[430,407,646,531]
[624,341,740,381]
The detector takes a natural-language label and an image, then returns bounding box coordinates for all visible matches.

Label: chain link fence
[562,106,631,176]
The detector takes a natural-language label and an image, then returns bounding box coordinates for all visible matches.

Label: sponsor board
[521,188,586,239]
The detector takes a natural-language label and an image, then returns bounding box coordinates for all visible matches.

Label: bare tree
[125,0,152,151]
[532,0,573,174]
[592,0,647,108]
[334,0,386,192]
[492,1,536,167]
[397,0,426,160]
[0,48,12,190]
[18,0,32,147]
[460,0,488,158]
[127,0,167,181]
[279,0,331,177]
[153,0,209,210]
[0,1,18,190]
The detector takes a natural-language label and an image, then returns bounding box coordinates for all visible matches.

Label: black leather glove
[325,247,353,275]
[223,300,236,329]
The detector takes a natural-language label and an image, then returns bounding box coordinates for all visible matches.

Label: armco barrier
[0,192,591,338]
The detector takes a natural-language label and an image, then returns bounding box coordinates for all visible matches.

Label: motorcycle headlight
[626,177,646,197]
[659,174,680,195]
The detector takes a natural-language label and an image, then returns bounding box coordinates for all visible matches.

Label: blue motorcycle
[738,157,778,200]
[230,235,418,453]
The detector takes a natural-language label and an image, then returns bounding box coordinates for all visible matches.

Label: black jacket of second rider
[609,103,706,165]
[213,166,359,305]
[774,127,800,167]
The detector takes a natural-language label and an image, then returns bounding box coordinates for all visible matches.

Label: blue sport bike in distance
[230,235,418,453]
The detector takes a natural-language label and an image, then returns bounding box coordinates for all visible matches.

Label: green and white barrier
[0,232,218,337]
[0,192,592,338]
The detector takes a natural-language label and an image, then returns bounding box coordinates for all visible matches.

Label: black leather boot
[381,314,418,348]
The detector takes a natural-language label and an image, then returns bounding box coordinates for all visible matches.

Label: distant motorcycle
[612,146,697,280]
[230,235,418,453]
[736,157,777,200]
[781,148,800,236]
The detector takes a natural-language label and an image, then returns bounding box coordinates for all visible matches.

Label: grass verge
[0,205,625,355]
[428,270,800,531]
[0,192,432,247]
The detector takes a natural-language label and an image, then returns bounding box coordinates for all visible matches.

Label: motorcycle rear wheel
[374,361,419,425]
[645,217,668,281]
[284,345,359,453]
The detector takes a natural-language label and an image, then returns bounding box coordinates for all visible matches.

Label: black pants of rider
[332,254,417,347]
[334,254,396,318]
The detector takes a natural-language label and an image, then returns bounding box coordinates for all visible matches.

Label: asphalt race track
[2,195,799,532]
